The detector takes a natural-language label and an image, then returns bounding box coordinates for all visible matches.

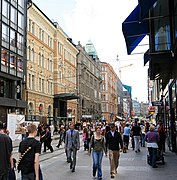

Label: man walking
[65,123,80,172]
[105,123,123,178]
[0,121,13,180]
[131,120,141,153]
[18,124,43,180]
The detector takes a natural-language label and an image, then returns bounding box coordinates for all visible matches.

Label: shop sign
[152,101,163,106]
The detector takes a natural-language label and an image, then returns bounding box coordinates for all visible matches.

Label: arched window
[31,48,35,62]
[38,52,41,66]
[42,54,44,68]
[48,105,52,117]
[28,102,33,115]
[39,103,43,115]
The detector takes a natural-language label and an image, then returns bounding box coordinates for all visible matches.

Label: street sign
[152,101,163,106]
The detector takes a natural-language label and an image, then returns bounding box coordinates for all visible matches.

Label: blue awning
[122,4,149,55]
[138,0,157,21]
[144,49,150,66]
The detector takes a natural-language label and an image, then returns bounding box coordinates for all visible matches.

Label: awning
[122,4,149,55]
[144,49,150,66]
[123,84,132,97]
[54,93,79,100]
[138,0,157,21]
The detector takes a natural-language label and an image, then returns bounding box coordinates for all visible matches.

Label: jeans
[92,151,103,179]
[134,136,140,152]
[21,168,43,180]
[148,147,157,167]
[141,134,145,147]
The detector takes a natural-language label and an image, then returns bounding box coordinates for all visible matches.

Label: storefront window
[153,0,171,51]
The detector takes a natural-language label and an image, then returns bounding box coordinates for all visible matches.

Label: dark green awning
[54,93,79,100]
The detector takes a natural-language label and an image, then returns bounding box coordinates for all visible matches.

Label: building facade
[100,62,118,123]
[53,23,78,124]
[76,41,102,122]
[27,3,55,123]
[0,0,28,121]
[27,3,78,124]
[117,77,123,117]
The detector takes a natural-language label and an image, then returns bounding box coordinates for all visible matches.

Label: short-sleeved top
[19,137,41,171]
[0,133,13,173]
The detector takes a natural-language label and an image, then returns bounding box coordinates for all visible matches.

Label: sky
[33,0,149,103]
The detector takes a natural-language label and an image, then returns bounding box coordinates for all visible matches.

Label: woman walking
[89,126,106,180]
[145,125,159,168]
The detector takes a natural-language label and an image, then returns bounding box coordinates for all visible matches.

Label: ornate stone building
[76,41,102,122]
[27,3,55,123]
[27,3,78,124]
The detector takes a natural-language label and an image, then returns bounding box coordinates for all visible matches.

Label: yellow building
[27,4,55,123]
[53,23,78,124]
[27,3,78,124]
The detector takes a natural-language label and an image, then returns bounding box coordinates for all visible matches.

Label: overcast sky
[32,0,149,102]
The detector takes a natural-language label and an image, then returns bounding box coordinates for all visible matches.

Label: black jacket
[105,131,123,151]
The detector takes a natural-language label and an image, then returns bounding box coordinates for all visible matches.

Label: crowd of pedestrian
[0,117,167,180]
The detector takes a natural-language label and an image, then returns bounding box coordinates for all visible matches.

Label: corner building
[0,0,28,120]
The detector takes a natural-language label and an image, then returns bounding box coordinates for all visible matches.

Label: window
[18,12,23,29]
[2,23,9,47]
[2,0,9,20]
[11,6,17,24]
[175,0,177,38]
[28,74,31,89]
[153,0,171,51]
[17,56,23,77]
[41,31,44,42]
[27,46,30,60]
[32,75,35,90]
[17,33,23,53]
[10,29,17,52]
[42,79,44,93]
[32,22,35,34]
[10,53,16,69]
[31,48,35,62]
[28,19,31,32]
[38,52,41,66]
[1,48,8,73]
[39,78,41,91]
[42,54,44,68]
[18,0,24,8]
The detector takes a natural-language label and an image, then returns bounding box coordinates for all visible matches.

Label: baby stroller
[147,145,165,166]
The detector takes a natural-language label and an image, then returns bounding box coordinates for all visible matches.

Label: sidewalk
[117,145,177,180]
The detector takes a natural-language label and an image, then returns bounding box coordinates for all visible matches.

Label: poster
[7,114,25,141]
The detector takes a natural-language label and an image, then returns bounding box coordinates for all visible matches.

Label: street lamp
[119,64,133,80]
